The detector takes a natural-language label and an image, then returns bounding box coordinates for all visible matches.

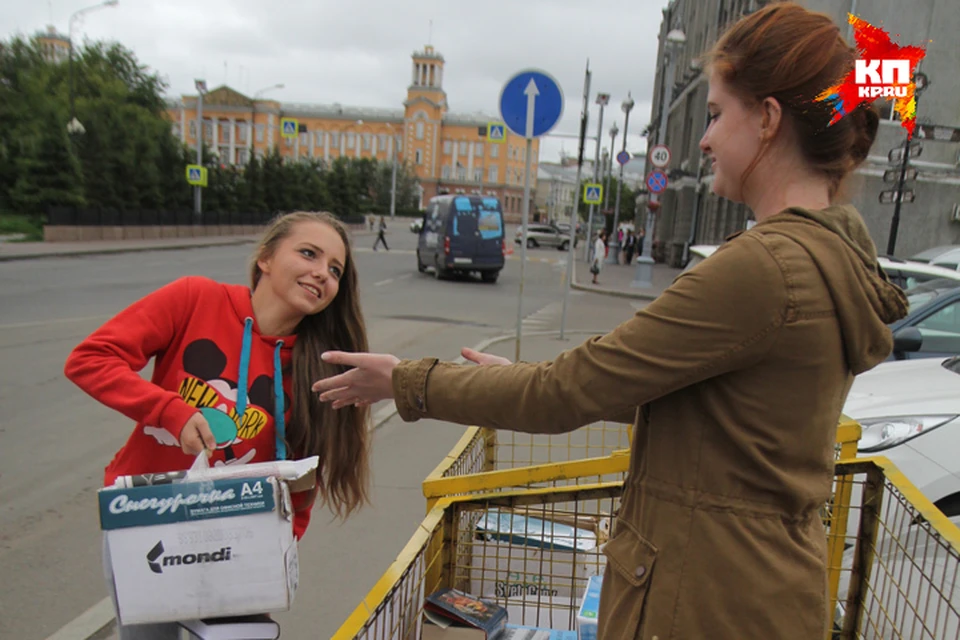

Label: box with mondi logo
[99,475,298,625]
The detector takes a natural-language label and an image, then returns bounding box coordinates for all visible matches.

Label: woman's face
[257,221,347,321]
[699,72,764,202]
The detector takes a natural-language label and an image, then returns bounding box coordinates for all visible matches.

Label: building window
[315,131,324,145]
[443,140,452,154]
[255,124,264,143]
[489,166,498,183]
[490,145,499,159]
[203,122,214,143]
[172,124,181,138]
[220,122,231,143]
[442,166,451,179]
[218,146,230,163]
[346,133,355,149]
[475,143,484,157]
[363,133,371,150]
[458,141,468,155]
[456,165,466,181]
[299,132,308,145]
[285,137,293,147]
[415,121,425,140]
[473,167,483,183]
[237,148,249,164]
[236,123,248,143]
[378,134,387,151]
[189,120,197,139]
[330,132,341,147]
[415,149,423,164]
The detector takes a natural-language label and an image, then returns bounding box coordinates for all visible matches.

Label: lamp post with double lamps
[606,93,635,264]
[602,122,618,228]
[67,0,119,135]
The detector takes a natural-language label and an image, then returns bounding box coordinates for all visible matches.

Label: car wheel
[560,240,570,251]
[481,270,499,284]
[434,257,447,280]
[416,251,426,273]
[527,238,538,249]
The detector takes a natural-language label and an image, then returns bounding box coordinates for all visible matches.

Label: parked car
[416,195,505,283]
[909,244,960,264]
[682,244,960,290]
[930,247,960,272]
[890,280,960,359]
[410,218,424,233]
[514,224,572,250]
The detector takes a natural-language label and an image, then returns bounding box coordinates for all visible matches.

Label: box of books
[422,588,508,639]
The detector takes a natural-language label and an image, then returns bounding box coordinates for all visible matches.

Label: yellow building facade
[166,45,539,220]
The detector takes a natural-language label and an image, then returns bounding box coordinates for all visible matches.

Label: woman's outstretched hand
[461,347,512,366]
[312,351,401,409]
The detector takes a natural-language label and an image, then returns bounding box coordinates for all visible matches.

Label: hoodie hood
[747,205,908,374]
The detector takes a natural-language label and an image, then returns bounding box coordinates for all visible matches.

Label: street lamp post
[633,28,686,287]
[602,123,618,226]
[606,93,635,264]
[387,125,399,218]
[194,79,207,221]
[67,0,119,135]
[584,93,609,260]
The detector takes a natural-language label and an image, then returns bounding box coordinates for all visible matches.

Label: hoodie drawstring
[274,341,287,460]
[236,317,287,461]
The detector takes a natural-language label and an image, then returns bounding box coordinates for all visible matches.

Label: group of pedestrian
[64,4,909,639]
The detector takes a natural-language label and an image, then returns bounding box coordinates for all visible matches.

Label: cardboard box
[99,475,297,625]
[469,509,608,599]
[503,625,578,640]
[503,594,579,631]
[575,575,602,640]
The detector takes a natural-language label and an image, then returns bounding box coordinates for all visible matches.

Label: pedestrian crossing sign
[487,122,506,144]
[185,164,208,187]
[281,118,299,139]
[583,183,603,204]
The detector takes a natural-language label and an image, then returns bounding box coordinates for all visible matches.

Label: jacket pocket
[598,519,658,640]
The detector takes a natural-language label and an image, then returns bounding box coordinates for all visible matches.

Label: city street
[0,227,647,639]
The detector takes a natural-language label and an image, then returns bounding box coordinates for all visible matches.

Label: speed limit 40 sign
[649,144,671,169]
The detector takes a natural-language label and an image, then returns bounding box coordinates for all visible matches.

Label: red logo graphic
[816,15,926,138]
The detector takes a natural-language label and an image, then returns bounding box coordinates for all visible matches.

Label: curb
[0,239,258,263]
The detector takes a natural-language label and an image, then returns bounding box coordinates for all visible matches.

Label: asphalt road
[0,228,638,639]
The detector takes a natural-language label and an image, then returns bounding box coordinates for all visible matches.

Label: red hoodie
[65,276,315,538]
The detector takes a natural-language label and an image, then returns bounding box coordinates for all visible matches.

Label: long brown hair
[706,2,880,199]
[251,211,370,519]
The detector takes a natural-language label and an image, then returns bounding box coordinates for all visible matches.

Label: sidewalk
[0,229,379,262]
[570,247,682,301]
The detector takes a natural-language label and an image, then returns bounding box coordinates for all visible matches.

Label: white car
[931,247,960,272]
[843,356,960,516]
[684,245,960,289]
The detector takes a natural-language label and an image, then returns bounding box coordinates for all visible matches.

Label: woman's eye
[330,267,343,279]
[706,112,719,126]
[299,248,315,259]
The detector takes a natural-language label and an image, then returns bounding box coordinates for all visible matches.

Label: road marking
[374,274,411,287]
[0,314,112,330]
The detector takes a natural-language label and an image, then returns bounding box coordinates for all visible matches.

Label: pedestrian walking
[591,230,606,284]
[373,215,389,251]
[65,211,372,639]
[623,231,636,265]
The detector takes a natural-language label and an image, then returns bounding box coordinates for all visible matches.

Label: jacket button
[415,395,425,411]
[635,565,646,579]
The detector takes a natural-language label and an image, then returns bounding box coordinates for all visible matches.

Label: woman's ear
[257,255,272,277]
[759,97,783,141]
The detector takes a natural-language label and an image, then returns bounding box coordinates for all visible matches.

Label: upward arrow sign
[524,78,539,139]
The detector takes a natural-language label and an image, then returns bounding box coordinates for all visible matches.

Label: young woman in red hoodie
[65,211,369,638]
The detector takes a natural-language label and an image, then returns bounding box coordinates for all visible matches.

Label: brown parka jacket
[391,206,908,639]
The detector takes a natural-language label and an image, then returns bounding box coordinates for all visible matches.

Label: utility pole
[584,93,609,260]
[194,80,206,221]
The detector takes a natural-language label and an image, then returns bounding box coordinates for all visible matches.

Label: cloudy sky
[5,0,669,164]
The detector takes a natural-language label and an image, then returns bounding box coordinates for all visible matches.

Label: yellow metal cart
[335,420,960,639]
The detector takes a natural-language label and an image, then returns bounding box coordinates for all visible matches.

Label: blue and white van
[416,195,506,283]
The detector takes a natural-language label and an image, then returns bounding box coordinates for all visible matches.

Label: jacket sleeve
[64,276,203,442]
[392,235,790,434]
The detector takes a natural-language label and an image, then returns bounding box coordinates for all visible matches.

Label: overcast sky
[6,0,670,164]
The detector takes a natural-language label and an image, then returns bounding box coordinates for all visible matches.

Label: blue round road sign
[499,69,564,139]
[616,150,631,166]
[647,170,669,194]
